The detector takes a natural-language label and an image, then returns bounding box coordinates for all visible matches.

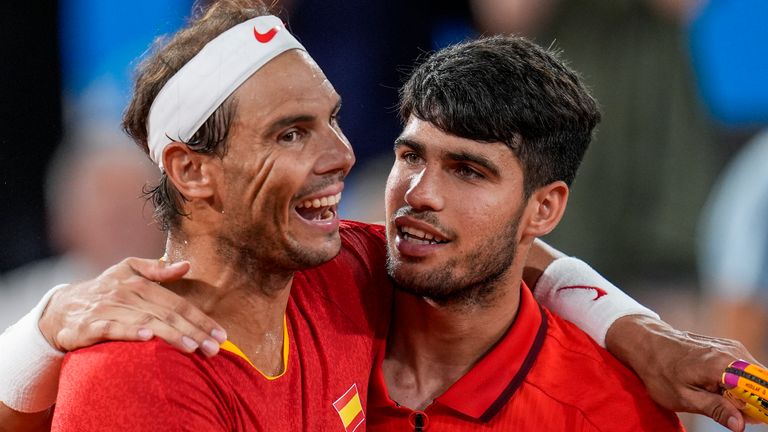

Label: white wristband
[533,257,659,347]
[0,284,67,412]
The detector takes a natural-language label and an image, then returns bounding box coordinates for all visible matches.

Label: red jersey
[367,284,684,432]
[52,221,392,431]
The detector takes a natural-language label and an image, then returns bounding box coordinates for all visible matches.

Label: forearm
[527,241,761,431]
[604,314,676,377]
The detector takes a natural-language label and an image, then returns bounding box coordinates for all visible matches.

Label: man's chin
[286,234,341,269]
[387,261,506,309]
[388,263,447,298]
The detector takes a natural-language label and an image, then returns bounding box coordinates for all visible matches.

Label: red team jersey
[53,221,682,431]
[52,221,391,431]
[367,283,684,432]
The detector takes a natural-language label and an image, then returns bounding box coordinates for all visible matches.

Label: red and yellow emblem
[333,383,365,431]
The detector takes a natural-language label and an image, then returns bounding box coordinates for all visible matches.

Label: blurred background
[0,1,766,429]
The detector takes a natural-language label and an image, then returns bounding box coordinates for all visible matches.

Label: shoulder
[338,220,387,255]
[63,338,165,375]
[62,338,199,376]
[525,310,683,432]
[55,339,231,430]
[60,339,225,398]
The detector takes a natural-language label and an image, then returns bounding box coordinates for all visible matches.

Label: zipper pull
[410,411,428,431]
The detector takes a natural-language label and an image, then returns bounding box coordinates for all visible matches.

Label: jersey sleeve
[52,340,230,431]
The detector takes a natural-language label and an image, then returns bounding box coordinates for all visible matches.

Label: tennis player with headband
[0,1,759,431]
[50,4,399,429]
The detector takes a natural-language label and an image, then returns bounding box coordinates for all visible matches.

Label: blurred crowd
[0,1,766,430]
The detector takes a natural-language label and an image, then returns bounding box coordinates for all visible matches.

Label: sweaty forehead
[234,50,337,109]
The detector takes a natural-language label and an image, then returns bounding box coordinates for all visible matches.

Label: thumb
[125,258,190,282]
[690,391,745,432]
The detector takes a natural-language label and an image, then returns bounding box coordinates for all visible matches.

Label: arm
[40,258,226,355]
[0,258,226,416]
[524,239,755,432]
[605,315,756,431]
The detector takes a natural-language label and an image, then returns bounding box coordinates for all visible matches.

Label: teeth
[296,192,342,209]
[403,226,426,239]
[401,226,447,243]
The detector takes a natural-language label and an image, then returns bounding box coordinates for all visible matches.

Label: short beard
[386,211,521,310]
[216,219,338,295]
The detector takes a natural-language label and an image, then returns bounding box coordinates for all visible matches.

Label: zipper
[413,412,425,431]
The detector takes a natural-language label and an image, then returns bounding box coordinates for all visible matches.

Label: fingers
[685,389,745,432]
[50,258,227,356]
[56,306,226,358]
[120,258,229,352]
[56,320,149,352]
[123,257,190,282]
[135,316,223,357]
[130,281,228,353]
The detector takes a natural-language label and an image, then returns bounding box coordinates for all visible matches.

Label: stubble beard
[216,214,339,294]
[386,214,521,310]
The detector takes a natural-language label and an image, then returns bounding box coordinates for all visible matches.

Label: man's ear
[162,142,217,199]
[520,181,569,238]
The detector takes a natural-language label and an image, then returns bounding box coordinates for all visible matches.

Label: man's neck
[383,269,523,411]
[164,232,293,376]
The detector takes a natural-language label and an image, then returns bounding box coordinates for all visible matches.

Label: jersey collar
[370,282,547,423]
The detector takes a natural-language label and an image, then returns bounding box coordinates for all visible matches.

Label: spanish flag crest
[333,383,365,431]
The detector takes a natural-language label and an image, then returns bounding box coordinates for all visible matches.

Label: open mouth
[295,192,341,222]
[398,225,449,245]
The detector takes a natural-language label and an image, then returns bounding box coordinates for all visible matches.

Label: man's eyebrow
[445,150,501,178]
[395,137,501,177]
[263,115,316,137]
[393,137,425,153]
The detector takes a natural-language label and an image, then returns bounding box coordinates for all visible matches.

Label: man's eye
[402,152,422,164]
[456,165,483,179]
[280,130,302,143]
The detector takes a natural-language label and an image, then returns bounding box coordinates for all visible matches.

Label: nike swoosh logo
[253,26,279,43]
[555,285,607,301]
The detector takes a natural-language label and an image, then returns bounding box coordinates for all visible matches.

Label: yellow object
[724,387,768,424]
[219,316,289,380]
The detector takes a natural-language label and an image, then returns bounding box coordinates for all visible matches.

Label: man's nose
[404,167,444,212]
[314,125,355,176]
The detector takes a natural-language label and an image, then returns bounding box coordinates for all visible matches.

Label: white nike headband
[147,15,305,168]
